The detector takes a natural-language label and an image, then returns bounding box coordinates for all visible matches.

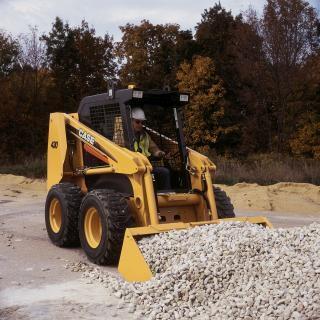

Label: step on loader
[45,87,272,282]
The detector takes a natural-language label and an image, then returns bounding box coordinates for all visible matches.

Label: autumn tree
[177,56,240,153]
[195,4,246,99]
[290,114,320,159]
[117,20,196,89]
[194,1,319,156]
[18,27,51,154]
[195,3,245,153]
[0,27,52,162]
[289,50,320,158]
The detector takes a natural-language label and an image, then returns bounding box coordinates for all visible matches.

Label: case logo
[79,129,95,145]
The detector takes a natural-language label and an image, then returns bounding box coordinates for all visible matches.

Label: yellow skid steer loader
[45,87,272,282]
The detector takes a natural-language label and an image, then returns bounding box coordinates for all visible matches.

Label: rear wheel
[214,186,235,218]
[79,190,134,265]
[45,183,83,247]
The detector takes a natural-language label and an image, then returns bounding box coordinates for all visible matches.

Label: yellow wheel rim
[84,207,102,248]
[49,198,62,233]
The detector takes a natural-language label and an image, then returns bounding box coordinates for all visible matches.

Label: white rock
[66,222,320,319]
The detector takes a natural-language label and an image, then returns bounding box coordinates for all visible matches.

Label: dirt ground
[0,174,319,319]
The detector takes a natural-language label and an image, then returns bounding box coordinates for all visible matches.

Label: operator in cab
[131,107,171,190]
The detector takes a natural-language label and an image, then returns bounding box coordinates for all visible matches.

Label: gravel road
[1,192,319,319]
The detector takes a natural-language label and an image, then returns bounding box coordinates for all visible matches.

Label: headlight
[180,94,189,102]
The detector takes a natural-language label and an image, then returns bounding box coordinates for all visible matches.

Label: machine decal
[78,128,95,145]
[51,141,58,148]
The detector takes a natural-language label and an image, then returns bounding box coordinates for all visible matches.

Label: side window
[89,103,126,146]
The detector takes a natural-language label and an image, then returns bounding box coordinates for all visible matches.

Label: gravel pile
[69,222,320,320]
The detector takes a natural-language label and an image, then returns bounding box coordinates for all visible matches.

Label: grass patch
[212,154,320,185]
[0,157,46,179]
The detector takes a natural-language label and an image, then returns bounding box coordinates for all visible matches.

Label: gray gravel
[68,222,320,320]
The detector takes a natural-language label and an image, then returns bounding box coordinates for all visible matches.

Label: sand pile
[0,174,45,191]
[219,182,320,214]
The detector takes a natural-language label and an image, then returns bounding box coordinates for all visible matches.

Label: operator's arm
[148,135,165,158]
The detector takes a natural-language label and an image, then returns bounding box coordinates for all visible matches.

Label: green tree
[0,31,20,77]
[117,20,196,89]
[195,3,241,79]
[195,3,245,154]
[261,0,320,151]
[42,17,116,112]
[232,8,274,154]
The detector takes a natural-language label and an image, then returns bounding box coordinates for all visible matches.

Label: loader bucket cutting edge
[118,216,273,282]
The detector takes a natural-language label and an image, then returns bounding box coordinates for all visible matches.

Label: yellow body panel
[47,112,151,190]
[47,113,68,190]
[188,149,218,219]
[118,229,154,282]
[65,114,147,175]
[47,110,274,284]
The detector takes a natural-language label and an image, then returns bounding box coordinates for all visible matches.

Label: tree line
[0,0,319,164]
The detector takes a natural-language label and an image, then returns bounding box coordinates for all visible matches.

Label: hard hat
[131,107,146,121]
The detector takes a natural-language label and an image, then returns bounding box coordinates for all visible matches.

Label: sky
[0,0,319,40]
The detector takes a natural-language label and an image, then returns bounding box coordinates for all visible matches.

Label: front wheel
[214,186,235,218]
[79,190,134,265]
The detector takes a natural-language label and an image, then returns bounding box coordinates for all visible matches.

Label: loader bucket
[118,216,272,282]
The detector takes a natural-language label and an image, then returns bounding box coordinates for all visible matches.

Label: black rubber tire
[79,189,135,265]
[45,183,83,247]
[214,186,235,218]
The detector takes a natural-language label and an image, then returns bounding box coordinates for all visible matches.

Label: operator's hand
[157,151,172,159]
[164,152,171,159]
[157,151,166,158]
